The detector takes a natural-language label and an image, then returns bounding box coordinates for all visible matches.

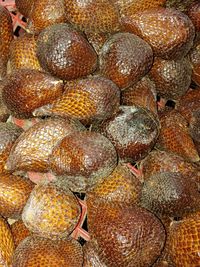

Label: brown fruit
[187,1,200,32]
[0,122,23,174]
[36,23,97,80]
[0,174,34,219]
[149,57,192,100]
[98,106,160,162]
[49,131,118,189]
[6,117,85,173]
[15,0,35,18]
[140,172,200,217]
[0,81,10,122]
[22,182,81,239]
[9,34,42,72]
[87,202,166,267]
[28,0,66,33]
[2,69,64,119]
[0,6,13,80]
[189,110,200,155]
[99,32,153,89]
[12,235,83,266]
[0,216,15,266]
[156,109,199,162]
[165,0,196,12]
[189,42,200,86]
[10,220,31,247]
[65,0,120,33]
[121,76,158,116]
[50,76,120,124]
[169,212,200,267]
[85,31,110,56]
[122,7,195,60]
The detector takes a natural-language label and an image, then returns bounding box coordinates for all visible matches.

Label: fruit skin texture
[189,42,200,86]
[0,6,13,80]
[37,23,97,80]
[122,7,195,60]
[65,0,120,33]
[87,202,166,267]
[22,183,81,239]
[15,0,35,18]
[99,32,153,89]
[12,235,83,267]
[187,1,200,32]
[6,117,85,173]
[10,220,31,247]
[0,216,15,267]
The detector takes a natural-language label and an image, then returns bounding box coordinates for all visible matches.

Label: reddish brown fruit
[187,1,200,32]
[65,0,120,33]
[12,235,83,266]
[189,42,200,86]
[6,117,85,173]
[2,69,64,119]
[98,106,160,162]
[49,131,117,189]
[0,122,23,174]
[49,76,120,124]
[121,76,158,116]
[87,202,166,267]
[0,6,13,80]
[10,220,31,247]
[0,216,15,266]
[189,110,200,155]
[15,0,35,18]
[22,183,81,239]
[122,7,195,60]
[156,109,199,162]
[99,32,153,89]
[85,32,110,55]
[0,174,34,219]
[36,23,97,80]
[9,34,42,72]
[149,57,192,100]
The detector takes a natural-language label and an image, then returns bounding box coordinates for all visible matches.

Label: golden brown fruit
[0,216,15,266]
[189,110,200,155]
[15,0,35,18]
[156,109,199,162]
[6,117,85,173]
[0,81,10,122]
[65,0,120,33]
[149,57,192,100]
[49,131,118,189]
[22,182,81,239]
[9,34,42,72]
[122,7,195,60]
[49,76,120,124]
[169,212,200,267]
[0,6,13,80]
[187,1,200,32]
[87,202,166,267]
[99,32,153,89]
[0,122,23,174]
[36,23,97,80]
[141,172,200,217]
[98,106,160,162]
[0,174,34,219]
[121,76,158,116]
[28,0,66,33]
[12,235,83,266]
[189,42,200,86]
[10,220,31,247]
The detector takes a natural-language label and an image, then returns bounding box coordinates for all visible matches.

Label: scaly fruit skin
[121,7,195,60]
[0,122,23,174]
[50,76,120,124]
[189,42,200,86]
[0,6,13,80]
[149,57,192,100]
[98,106,160,162]
[49,131,118,189]
[15,0,35,18]
[121,76,158,116]
[87,202,166,267]
[9,34,42,72]
[37,23,97,80]
[189,110,200,155]
[187,1,200,32]
[0,216,15,267]
[0,81,10,122]
[6,117,85,173]
[12,235,83,267]
[0,174,34,219]
[10,220,31,247]
[22,183,81,239]
[65,0,120,33]
[169,212,200,267]
[85,32,110,56]
[99,32,153,89]
[28,0,66,33]
[2,69,64,119]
